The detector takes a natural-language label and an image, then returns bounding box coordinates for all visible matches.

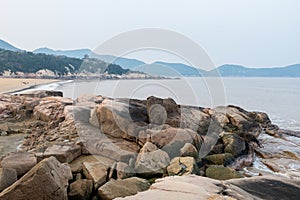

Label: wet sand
[0,78,59,94]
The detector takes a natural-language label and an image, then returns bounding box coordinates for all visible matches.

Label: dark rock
[204,153,234,165]
[0,168,17,191]
[222,133,246,157]
[68,179,93,200]
[98,177,150,200]
[206,165,243,180]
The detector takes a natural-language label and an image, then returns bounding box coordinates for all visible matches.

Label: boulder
[206,165,243,180]
[204,153,234,165]
[0,168,17,191]
[70,155,115,174]
[96,99,148,141]
[167,157,199,176]
[135,142,170,178]
[0,157,72,200]
[98,177,150,200]
[83,162,108,189]
[0,152,37,176]
[38,145,81,163]
[179,143,199,159]
[222,133,246,157]
[68,179,93,200]
[146,127,202,159]
[115,162,136,179]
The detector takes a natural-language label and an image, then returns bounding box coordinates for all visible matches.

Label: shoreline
[0,77,61,94]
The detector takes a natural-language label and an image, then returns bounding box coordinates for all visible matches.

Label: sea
[24,77,300,131]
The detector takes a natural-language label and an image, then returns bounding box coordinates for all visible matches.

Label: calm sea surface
[32,77,300,131]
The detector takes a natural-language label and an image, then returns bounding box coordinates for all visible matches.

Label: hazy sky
[1,0,300,67]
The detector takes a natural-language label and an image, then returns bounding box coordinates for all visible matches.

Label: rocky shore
[0,90,299,199]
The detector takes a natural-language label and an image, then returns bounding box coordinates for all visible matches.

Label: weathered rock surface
[117,175,300,200]
[204,153,235,165]
[0,152,37,176]
[37,144,81,163]
[206,165,243,180]
[0,168,17,191]
[167,157,199,176]
[134,142,170,178]
[83,162,108,189]
[68,179,93,200]
[179,143,199,159]
[222,133,246,157]
[98,177,150,200]
[0,156,72,200]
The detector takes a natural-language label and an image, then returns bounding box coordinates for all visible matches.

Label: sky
[0,0,300,67]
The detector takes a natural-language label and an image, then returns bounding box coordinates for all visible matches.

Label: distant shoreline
[0,77,60,94]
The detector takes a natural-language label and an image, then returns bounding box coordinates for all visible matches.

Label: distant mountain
[0,39,21,52]
[210,64,300,77]
[33,48,92,59]
[152,61,206,76]
[90,54,145,70]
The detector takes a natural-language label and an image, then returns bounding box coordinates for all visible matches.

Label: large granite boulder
[135,142,170,178]
[98,177,150,200]
[0,152,37,176]
[222,133,246,157]
[0,157,72,200]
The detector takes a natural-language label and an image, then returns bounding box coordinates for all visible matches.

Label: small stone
[68,179,93,200]
[179,143,199,159]
[167,157,200,176]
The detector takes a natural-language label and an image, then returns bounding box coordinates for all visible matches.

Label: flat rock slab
[0,152,37,176]
[117,175,300,200]
[83,162,108,189]
[98,177,150,200]
[0,156,72,200]
[38,145,81,163]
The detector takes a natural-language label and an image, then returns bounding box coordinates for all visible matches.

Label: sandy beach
[0,78,59,94]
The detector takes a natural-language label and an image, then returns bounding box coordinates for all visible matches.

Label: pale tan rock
[0,157,72,200]
[83,162,108,189]
[167,157,199,176]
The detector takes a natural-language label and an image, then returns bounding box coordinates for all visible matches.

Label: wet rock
[1,152,37,176]
[38,145,81,163]
[68,179,93,200]
[206,165,243,180]
[0,157,72,200]
[204,153,234,165]
[98,177,150,200]
[0,168,17,191]
[167,157,199,176]
[83,162,108,189]
[179,143,199,159]
[222,133,246,157]
[135,142,170,178]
